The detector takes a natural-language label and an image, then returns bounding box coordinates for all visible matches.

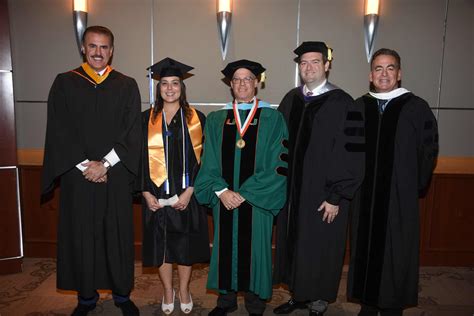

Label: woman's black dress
[140,108,209,266]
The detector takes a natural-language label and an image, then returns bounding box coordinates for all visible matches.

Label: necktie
[306,91,313,97]
[378,99,389,113]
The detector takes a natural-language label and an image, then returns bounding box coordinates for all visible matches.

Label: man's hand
[143,191,162,212]
[172,187,194,211]
[219,190,245,210]
[97,174,108,183]
[318,201,339,223]
[82,161,107,182]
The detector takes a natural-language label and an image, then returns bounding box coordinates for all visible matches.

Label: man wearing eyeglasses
[194,59,288,316]
[273,42,365,316]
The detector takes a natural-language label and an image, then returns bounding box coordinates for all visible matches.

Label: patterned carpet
[0,258,473,315]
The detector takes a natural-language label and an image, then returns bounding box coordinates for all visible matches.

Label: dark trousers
[217,291,266,314]
[359,304,403,316]
[78,291,129,305]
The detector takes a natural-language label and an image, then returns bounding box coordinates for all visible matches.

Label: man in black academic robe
[273,41,365,316]
[41,26,141,316]
[347,48,439,316]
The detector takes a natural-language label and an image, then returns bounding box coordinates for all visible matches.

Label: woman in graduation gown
[139,58,209,314]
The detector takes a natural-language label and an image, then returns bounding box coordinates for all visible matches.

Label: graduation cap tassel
[163,110,170,195]
[148,68,154,107]
[180,108,188,189]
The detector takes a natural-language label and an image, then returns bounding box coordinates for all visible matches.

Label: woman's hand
[143,191,162,212]
[172,187,194,211]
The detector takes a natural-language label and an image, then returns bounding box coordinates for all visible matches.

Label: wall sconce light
[364,0,379,62]
[216,0,232,60]
[73,0,88,57]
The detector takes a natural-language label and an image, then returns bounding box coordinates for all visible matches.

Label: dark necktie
[378,99,389,113]
[306,91,313,97]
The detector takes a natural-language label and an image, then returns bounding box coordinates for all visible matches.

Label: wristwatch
[101,158,111,170]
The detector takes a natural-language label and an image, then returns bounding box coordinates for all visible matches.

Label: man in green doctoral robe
[194,59,288,316]
[41,26,141,316]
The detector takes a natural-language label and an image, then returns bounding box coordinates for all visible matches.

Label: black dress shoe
[308,299,328,316]
[114,299,140,316]
[71,303,96,316]
[273,298,307,314]
[358,304,379,316]
[209,305,238,316]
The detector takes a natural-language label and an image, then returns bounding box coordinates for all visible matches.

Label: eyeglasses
[231,77,255,85]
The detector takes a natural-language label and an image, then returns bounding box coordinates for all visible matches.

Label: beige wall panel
[299,0,446,104]
[192,104,215,117]
[9,0,80,101]
[299,0,368,97]
[87,0,151,100]
[152,0,297,105]
[151,0,223,104]
[227,0,298,104]
[439,0,473,109]
[8,0,474,157]
[9,0,151,101]
[15,102,47,149]
[437,110,474,156]
[373,0,446,107]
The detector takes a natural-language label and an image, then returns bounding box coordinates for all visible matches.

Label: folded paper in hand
[159,194,179,206]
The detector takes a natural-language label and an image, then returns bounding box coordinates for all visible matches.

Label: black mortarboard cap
[147,57,194,80]
[221,59,266,80]
[293,41,333,61]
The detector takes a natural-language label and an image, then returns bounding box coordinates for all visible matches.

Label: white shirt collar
[96,68,107,76]
[236,96,256,105]
[369,87,410,100]
[303,79,327,96]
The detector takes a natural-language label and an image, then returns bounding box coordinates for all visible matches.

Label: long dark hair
[152,79,192,122]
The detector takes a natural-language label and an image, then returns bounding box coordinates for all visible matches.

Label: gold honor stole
[148,107,202,188]
[70,63,113,85]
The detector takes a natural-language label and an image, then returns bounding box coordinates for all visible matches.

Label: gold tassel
[327,47,333,61]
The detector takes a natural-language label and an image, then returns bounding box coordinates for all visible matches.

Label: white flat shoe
[162,289,175,315]
[179,291,193,314]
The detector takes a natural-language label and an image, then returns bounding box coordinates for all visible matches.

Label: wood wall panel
[21,166,147,260]
[0,0,21,274]
[0,169,21,258]
[18,151,474,175]
[133,202,143,260]
[0,72,16,166]
[0,0,12,70]
[0,259,22,275]
[0,0,16,166]
[428,175,474,251]
[19,165,474,267]
[19,166,58,258]
[419,174,474,266]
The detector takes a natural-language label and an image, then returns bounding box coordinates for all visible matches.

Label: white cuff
[104,149,120,167]
[76,159,90,172]
[215,187,228,197]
